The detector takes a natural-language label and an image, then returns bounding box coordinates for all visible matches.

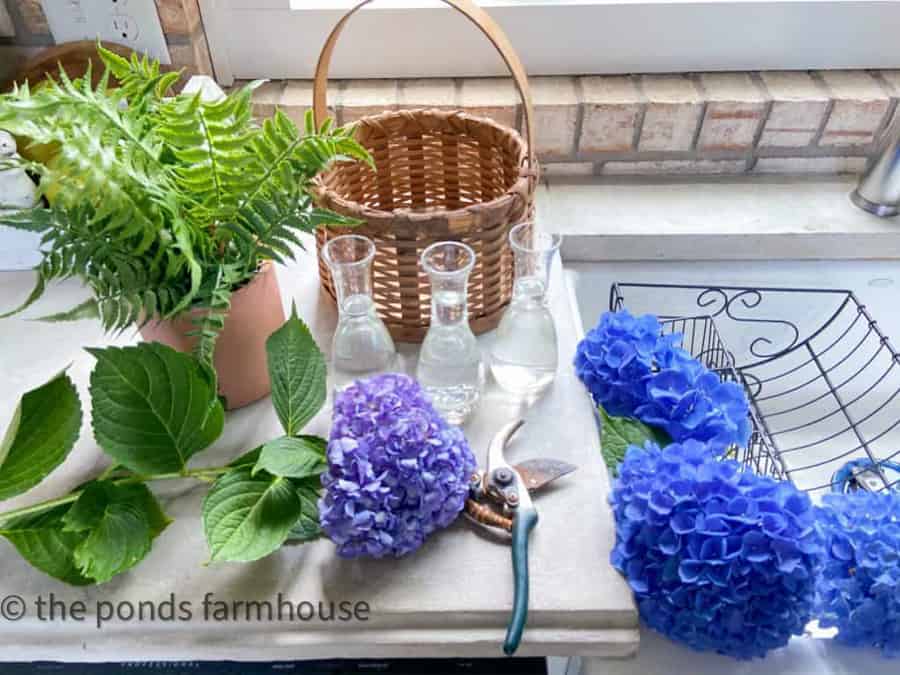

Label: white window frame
[200,0,900,86]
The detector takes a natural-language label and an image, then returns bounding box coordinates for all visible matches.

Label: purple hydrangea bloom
[319,374,477,559]
[610,440,822,660]
[814,491,900,657]
[575,310,752,453]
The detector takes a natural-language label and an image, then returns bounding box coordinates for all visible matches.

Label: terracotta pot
[140,263,285,409]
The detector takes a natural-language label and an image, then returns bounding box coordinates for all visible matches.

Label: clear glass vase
[323,234,397,392]
[489,223,562,397]
[416,241,485,425]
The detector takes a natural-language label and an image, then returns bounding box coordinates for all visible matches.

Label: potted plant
[0,46,368,408]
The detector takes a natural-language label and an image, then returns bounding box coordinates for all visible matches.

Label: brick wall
[0,0,214,82]
[243,72,900,178]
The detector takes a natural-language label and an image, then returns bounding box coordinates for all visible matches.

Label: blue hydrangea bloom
[574,310,673,417]
[319,374,477,559]
[637,351,753,452]
[610,440,822,660]
[575,310,752,453]
[814,491,900,657]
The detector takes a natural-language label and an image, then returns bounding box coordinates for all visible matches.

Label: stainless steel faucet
[851,118,900,217]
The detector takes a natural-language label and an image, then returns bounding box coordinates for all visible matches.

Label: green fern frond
[35,298,100,324]
[0,69,174,256]
[0,206,57,232]
[189,266,234,368]
[228,108,367,262]
[97,43,180,116]
[0,44,372,362]
[0,272,45,319]
[156,83,258,224]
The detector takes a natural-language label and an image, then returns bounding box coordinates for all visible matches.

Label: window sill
[543,175,900,262]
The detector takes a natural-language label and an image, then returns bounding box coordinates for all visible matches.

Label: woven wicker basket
[312,0,537,343]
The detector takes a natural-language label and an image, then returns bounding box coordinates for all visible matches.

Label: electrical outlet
[40,0,170,64]
[110,12,139,42]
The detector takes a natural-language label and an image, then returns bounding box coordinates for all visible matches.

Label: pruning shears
[464,419,577,656]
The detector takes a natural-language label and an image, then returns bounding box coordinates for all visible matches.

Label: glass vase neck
[510,223,562,302]
[323,235,375,316]
[421,241,476,328]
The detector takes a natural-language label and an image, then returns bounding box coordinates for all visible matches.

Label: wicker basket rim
[313,107,534,223]
[344,107,530,150]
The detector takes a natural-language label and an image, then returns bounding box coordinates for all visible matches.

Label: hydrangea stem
[0,465,231,526]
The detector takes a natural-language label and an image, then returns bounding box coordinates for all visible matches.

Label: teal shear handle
[503,506,539,656]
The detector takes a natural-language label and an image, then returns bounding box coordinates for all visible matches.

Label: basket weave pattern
[314,109,532,342]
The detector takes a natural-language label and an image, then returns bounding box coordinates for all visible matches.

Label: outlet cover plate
[40,0,170,64]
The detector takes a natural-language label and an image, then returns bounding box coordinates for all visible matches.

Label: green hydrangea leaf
[229,446,263,469]
[287,476,323,543]
[598,406,671,473]
[266,304,326,436]
[88,342,225,475]
[202,467,307,563]
[62,481,170,584]
[0,505,93,586]
[0,371,82,501]
[253,435,327,479]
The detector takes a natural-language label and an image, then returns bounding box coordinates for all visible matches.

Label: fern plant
[0,45,369,364]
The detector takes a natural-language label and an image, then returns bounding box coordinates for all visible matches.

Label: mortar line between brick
[686,73,706,152]
[272,80,288,109]
[755,72,774,101]
[631,75,648,151]
[335,80,347,127]
[885,98,900,138]
[869,72,898,156]
[572,76,586,157]
[809,71,836,147]
[811,99,835,148]
[564,143,872,165]
[748,73,774,156]
[689,102,707,152]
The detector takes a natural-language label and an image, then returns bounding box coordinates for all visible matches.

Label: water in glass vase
[490,278,558,394]
[323,235,397,392]
[331,293,396,391]
[416,244,485,425]
[489,224,562,397]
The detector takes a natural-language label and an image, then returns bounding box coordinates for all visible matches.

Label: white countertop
[2,231,897,671]
[0,246,637,663]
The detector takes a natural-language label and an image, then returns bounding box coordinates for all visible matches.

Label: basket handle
[313,0,536,171]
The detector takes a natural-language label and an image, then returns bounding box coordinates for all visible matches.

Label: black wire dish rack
[609,283,900,496]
